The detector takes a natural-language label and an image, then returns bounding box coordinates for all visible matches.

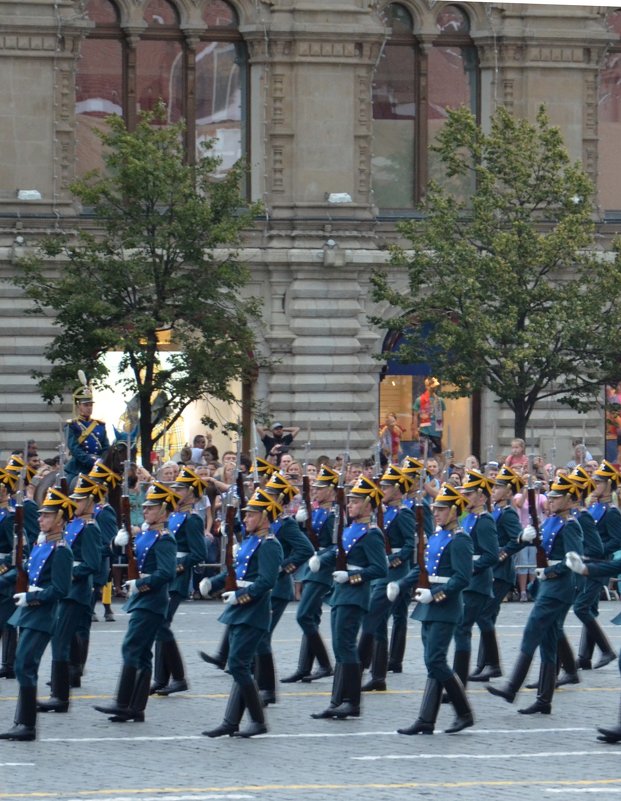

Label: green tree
[11,106,262,466]
[371,105,621,439]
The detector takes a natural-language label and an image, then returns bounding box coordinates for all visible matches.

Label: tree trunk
[512,398,530,441]
[139,390,153,472]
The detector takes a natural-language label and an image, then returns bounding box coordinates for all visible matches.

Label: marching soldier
[64,376,110,487]
[390,483,474,735]
[94,482,177,723]
[89,459,122,624]
[470,464,531,682]
[281,465,337,684]
[5,455,39,548]
[255,472,314,705]
[0,488,75,741]
[37,474,102,713]
[200,488,284,737]
[487,473,583,714]
[150,465,207,695]
[310,475,387,720]
[565,548,621,742]
[451,469,499,691]
[564,464,615,671]
[0,468,20,680]
[359,464,415,692]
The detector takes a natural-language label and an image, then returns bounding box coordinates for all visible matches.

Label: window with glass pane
[372,2,477,210]
[598,10,621,212]
[76,0,247,181]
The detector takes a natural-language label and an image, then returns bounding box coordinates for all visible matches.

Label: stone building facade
[0,0,620,465]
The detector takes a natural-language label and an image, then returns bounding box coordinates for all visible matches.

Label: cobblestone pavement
[2,597,621,801]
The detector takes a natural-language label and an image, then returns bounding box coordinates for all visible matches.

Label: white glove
[141,521,149,532]
[199,577,212,598]
[309,554,321,573]
[295,506,308,524]
[414,588,433,604]
[387,581,400,602]
[124,579,138,595]
[13,592,27,607]
[29,586,43,593]
[332,570,349,584]
[535,567,547,581]
[222,590,238,605]
[520,525,537,544]
[36,532,46,545]
[114,527,130,547]
[232,542,240,558]
[565,551,586,575]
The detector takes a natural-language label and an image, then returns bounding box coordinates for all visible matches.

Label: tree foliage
[371,105,621,438]
[12,106,262,466]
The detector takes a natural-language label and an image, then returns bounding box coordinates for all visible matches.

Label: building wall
[0,0,618,463]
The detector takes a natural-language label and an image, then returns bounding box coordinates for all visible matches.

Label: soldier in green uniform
[281,465,337,684]
[94,481,178,723]
[487,473,583,714]
[0,468,21,680]
[200,487,284,738]
[310,475,388,721]
[255,472,314,705]
[359,464,415,692]
[0,488,75,741]
[150,465,207,695]
[89,459,122,624]
[390,483,474,735]
[470,464,529,683]
[5,455,39,548]
[37,474,103,713]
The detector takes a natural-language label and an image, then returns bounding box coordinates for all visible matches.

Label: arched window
[372,3,478,210]
[76,0,247,179]
[599,9,621,214]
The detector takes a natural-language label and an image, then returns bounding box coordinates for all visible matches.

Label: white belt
[346,563,363,571]
[28,584,40,592]
[176,551,189,558]
[0,552,9,558]
[428,576,448,585]
[472,555,482,562]
[547,559,562,566]
[72,561,83,567]
[139,572,151,579]
[237,580,251,588]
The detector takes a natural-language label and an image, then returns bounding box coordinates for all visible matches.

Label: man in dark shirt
[258,422,300,460]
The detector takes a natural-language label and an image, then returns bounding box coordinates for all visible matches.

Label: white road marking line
[352,750,616,761]
[41,726,592,743]
[62,796,254,801]
[0,762,34,766]
[546,791,621,795]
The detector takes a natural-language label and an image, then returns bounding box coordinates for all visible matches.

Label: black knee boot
[236,681,267,737]
[556,632,580,687]
[202,682,245,737]
[468,637,486,681]
[357,632,374,671]
[470,630,502,682]
[397,677,442,735]
[577,624,594,670]
[331,663,361,719]
[94,664,137,719]
[362,640,388,691]
[452,650,471,692]
[587,618,617,669]
[0,685,37,741]
[388,619,407,673]
[69,634,89,688]
[157,638,188,695]
[281,635,314,683]
[150,641,169,693]
[255,652,277,706]
[37,661,70,713]
[120,669,152,722]
[598,696,621,743]
[486,651,532,703]
[0,626,17,679]
[519,661,555,714]
[443,673,474,733]
[311,663,344,718]
[199,628,229,671]
[303,630,333,682]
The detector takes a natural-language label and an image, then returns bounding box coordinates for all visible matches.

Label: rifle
[251,417,260,488]
[12,460,28,594]
[415,438,430,590]
[58,422,69,495]
[234,422,246,517]
[373,440,388,553]
[223,485,238,592]
[121,458,139,580]
[302,425,320,549]
[441,425,453,482]
[334,425,350,572]
[527,453,548,569]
